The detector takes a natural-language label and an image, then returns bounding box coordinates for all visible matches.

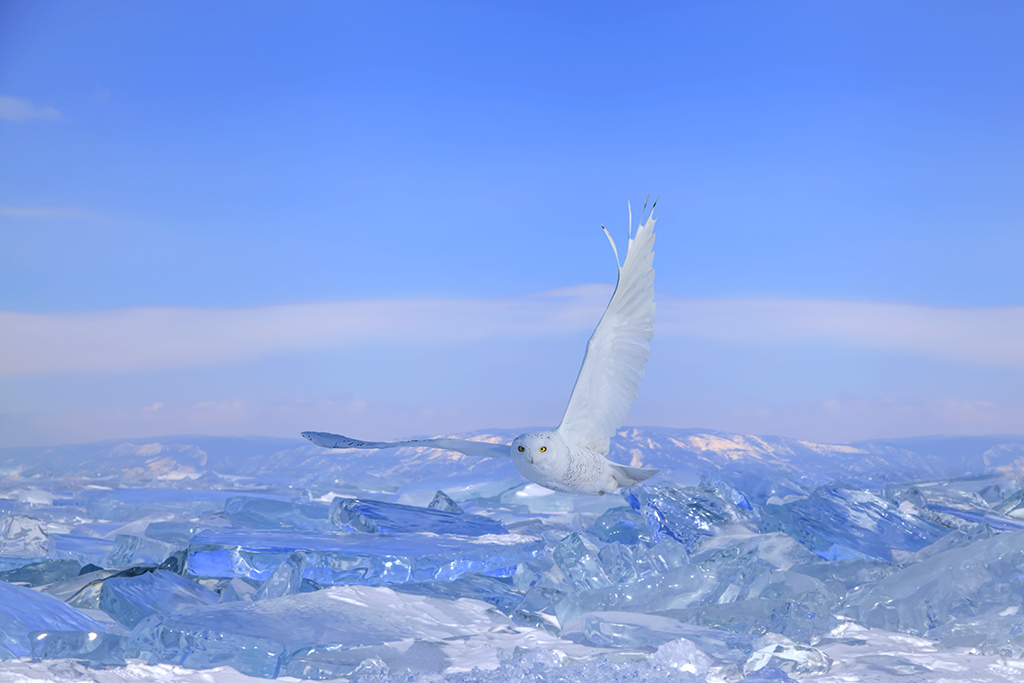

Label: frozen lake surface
[2,427,1024,682]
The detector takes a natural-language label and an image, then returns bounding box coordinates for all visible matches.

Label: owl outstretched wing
[556,204,656,455]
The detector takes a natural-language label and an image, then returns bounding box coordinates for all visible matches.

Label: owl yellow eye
[518,446,525,452]
[539,446,547,452]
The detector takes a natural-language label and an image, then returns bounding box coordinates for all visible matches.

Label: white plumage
[303,202,659,495]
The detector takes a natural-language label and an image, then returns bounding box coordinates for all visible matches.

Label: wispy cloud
[0,95,62,121]
[1,289,1022,376]
[660,298,1024,368]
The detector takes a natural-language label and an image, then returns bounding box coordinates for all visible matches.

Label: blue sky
[1,1,1022,447]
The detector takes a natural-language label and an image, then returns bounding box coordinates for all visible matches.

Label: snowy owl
[303,201,659,495]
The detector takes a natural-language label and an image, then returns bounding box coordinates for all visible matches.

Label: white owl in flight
[303,201,659,495]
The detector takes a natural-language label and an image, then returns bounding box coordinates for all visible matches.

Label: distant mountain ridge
[3,429,1023,491]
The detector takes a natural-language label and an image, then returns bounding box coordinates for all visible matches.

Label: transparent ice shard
[890,525,992,568]
[641,538,690,574]
[254,551,306,600]
[651,637,714,677]
[330,497,506,536]
[187,528,544,586]
[41,567,119,608]
[49,533,116,566]
[68,521,125,539]
[553,532,612,591]
[0,515,50,563]
[514,585,565,631]
[994,488,1024,518]
[699,475,755,511]
[717,470,812,508]
[557,539,840,643]
[625,483,758,552]
[224,496,333,532]
[0,558,81,586]
[744,643,832,676]
[428,490,463,513]
[218,577,259,603]
[29,630,126,666]
[841,528,1024,636]
[512,555,566,592]
[74,487,235,522]
[758,485,949,561]
[127,584,553,679]
[593,505,649,545]
[555,564,719,626]
[691,533,821,572]
[929,610,1024,657]
[597,542,640,584]
[99,568,219,628]
[0,580,108,659]
[394,573,523,614]
[789,558,896,597]
[144,521,211,545]
[105,533,177,567]
[890,483,1024,532]
[664,571,839,642]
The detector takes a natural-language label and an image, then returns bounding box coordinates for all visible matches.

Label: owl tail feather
[610,462,659,487]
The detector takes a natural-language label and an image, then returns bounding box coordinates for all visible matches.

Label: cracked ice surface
[4,429,1024,682]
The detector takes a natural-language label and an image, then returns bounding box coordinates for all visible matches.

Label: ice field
[3,428,1024,682]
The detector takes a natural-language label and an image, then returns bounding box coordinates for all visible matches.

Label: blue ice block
[224,496,333,532]
[924,502,1024,532]
[0,558,81,586]
[625,483,758,552]
[598,542,642,584]
[428,490,463,513]
[700,475,755,511]
[50,533,116,566]
[254,551,306,600]
[553,532,612,591]
[127,585,527,678]
[593,506,649,545]
[789,558,895,597]
[218,577,259,603]
[891,526,991,567]
[106,533,178,567]
[0,515,50,560]
[994,488,1024,518]
[759,485,948,561]
[0,580,108,659]
[145,521,211,545]
[841,528,1024,636]
[556,535,841,643]
[30,630,126,665]
[42,567,120,609]
[330,497,506,536]
[99,568,219,628]
[717,470,813,508]
[187,528,543,586]
[930,612,1024,657]
[394,574,523,613]
[890,483,1024,533]
[74,487,236,522]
